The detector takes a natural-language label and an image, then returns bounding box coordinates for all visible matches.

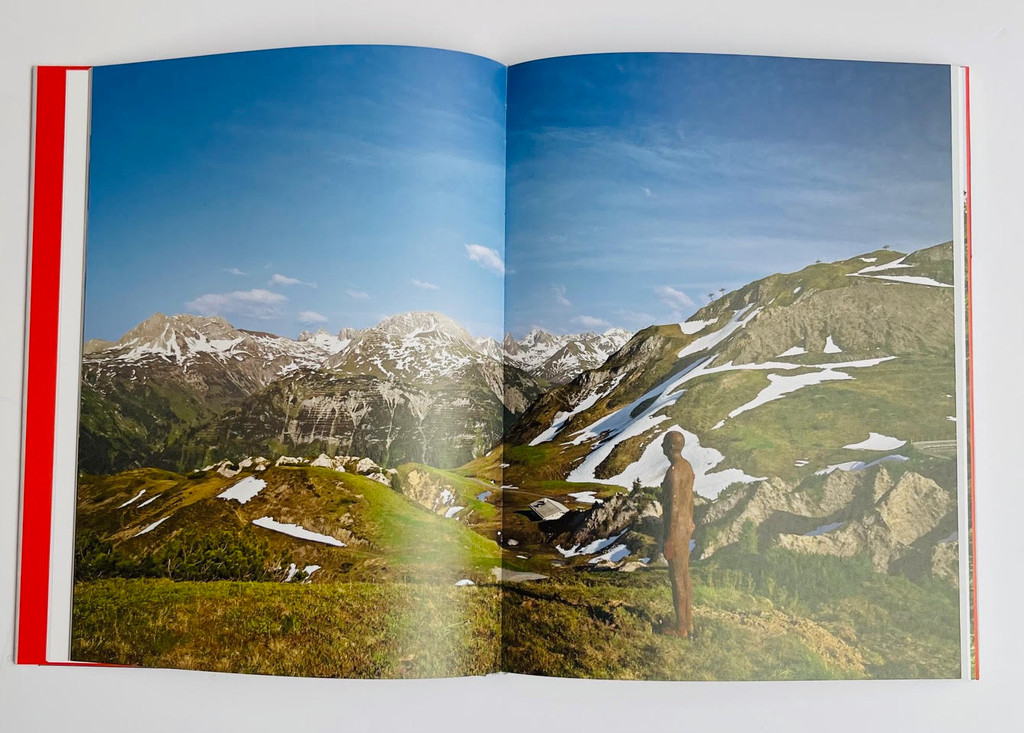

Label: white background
[1,1,1021,730]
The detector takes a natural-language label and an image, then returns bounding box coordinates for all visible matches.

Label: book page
[499,52,974,679]
[67,45,508,677]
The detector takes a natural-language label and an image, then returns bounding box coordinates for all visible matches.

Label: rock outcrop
[759,470,956,574]
[554,491,662,552]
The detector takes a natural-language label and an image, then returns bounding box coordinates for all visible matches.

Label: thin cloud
[186,289,287,320]
[270,273,315,287]
[553,285,571,306]
[224,267,246,276]
[465,243,505,275]
[346,289,370,300]
[655,285,695,310]
[411,278,439,290]
[573,314,612,329]
[616,308,658,327]
[298,310,328,324]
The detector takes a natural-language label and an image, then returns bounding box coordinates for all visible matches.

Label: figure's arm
[661,473,675,560]
[681,469,696,535]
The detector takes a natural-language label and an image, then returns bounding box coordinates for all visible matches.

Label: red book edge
[16,65,124,669]
[964,66,979,681]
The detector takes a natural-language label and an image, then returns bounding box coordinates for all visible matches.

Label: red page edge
[15,65,116,669]
[964,65,979,681]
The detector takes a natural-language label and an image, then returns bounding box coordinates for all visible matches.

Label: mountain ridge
[502,326,632,384]
[498,241,960,585]
[79,310,545,473]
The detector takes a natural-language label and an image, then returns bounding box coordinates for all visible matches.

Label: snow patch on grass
[843,432,906,451]
[805,522,844,536]
[824,335,842,353]
[720,369,852,425]
[864,274,952,287]
[557,531,626,558]
[815,454,908,475]
[217,476,267,504]
[679,318,717,335]
[712,357,894,431]
[252,517,346,546]
[589,544,632,564]
[133,516,169,537]
[283,563,321,583]
[847,255,951,287]
[118,489,146,508]
[677,305,760,360]
[529,375,625,445]
[853,255,911,273]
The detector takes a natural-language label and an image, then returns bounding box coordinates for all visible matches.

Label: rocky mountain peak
[602,327,632,341]
[502,327,633,384]
[118,312,238,348]
[297,328,350,355]
[374,311,476,347]
[521,328,561,348]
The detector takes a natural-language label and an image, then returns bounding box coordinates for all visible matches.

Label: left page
[26,45,510,677]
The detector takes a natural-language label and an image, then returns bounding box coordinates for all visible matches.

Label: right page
[499,52,974,679]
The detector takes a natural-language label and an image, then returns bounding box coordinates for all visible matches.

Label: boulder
[877,472,954,546]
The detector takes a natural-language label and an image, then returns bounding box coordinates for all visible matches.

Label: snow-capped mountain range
[324,312,498,384]
[86,311,631,389]
[502,327,632,384]
[82,311,622,474]
[86,313,344,387]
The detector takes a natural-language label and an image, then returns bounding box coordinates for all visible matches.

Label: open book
[17,45,976,680]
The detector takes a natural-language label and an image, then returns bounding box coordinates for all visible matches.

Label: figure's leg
[679,545,693,635]
[668,558,687,636]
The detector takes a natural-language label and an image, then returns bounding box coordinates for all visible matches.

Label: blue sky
[83,45,507,341]
[505,53,953,336]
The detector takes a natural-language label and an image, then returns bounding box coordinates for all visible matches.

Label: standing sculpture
[660,430,695,637]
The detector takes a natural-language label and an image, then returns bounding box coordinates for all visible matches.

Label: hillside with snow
[499,242,962,585]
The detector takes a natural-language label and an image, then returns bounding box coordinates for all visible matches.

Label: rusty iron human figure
[660,430,695,637]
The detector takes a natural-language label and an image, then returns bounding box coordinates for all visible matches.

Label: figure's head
[662,431,685,459]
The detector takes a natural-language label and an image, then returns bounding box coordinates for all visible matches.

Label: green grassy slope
[502,549,960,680]
[73,579,499,678]
[76,465,500,584]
